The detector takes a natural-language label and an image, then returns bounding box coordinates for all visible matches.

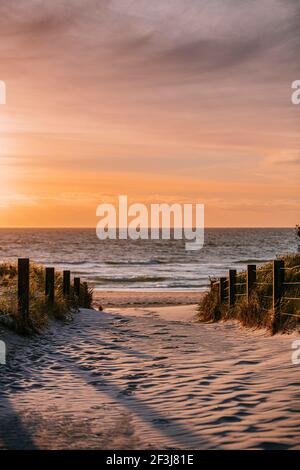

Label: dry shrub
[79,282,93,309]
[233,291,272,329]
[198,282,221,322]
[197,254,300,334]
[0,261,93,335]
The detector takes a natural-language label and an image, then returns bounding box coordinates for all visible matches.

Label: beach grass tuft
[198,254,300,334]
[0,262,93,335]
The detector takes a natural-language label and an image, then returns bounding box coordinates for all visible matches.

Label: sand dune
[0,305,299,449]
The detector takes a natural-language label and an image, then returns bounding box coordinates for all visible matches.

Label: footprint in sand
[235,360,259,366]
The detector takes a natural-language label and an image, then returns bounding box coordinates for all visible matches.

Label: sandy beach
[93,290,204,308]
[1,303,299,450]
[1,0,299,457]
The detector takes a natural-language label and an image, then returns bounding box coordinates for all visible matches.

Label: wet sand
[93,290,204,308]
[1,305,300,449]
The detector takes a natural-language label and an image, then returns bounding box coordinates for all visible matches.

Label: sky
[0,0,299,227]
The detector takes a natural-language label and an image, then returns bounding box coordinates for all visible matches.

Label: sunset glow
[0,0,299,227]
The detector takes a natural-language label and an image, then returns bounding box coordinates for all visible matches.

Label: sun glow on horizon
[0,1,299,228]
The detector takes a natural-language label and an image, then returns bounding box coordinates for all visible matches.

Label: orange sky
[0,1,299,227]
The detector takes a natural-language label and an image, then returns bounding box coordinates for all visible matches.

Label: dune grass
[0,262,93,335]
[198,254,300,334]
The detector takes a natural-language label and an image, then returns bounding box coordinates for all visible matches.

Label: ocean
[0,228,297,292]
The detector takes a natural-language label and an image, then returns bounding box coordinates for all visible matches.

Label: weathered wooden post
[63,270,71,297]
[219,277,226,304]
[272,260,284,332]
[247,264,256,302]
[45,267,55,304]
[18,258,30,323]
[228,269,236,307]
[74,277,81,298]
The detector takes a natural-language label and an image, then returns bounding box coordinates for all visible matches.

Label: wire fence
[212,259,300,327]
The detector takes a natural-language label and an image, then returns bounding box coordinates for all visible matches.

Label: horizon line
[0,226,295,230]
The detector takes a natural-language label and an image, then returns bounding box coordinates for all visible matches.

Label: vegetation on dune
[0,262,93,335]
[198,254,300,334]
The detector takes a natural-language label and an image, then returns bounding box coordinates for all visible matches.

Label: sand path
[0,306,299,449]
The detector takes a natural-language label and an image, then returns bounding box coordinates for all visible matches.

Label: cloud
[1,0,299,79]
[0,0,299,229]
[0,193,38,208]
[266,151,300,166]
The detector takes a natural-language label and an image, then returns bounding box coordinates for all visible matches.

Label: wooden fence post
[228,269,236,307]
[219,277,226,304]
[74,277,81,298]
[247,264,256,302]
[63,270,70,297]
[45,267,55,304]
[273,260,284,331]
[18,258,30,323]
